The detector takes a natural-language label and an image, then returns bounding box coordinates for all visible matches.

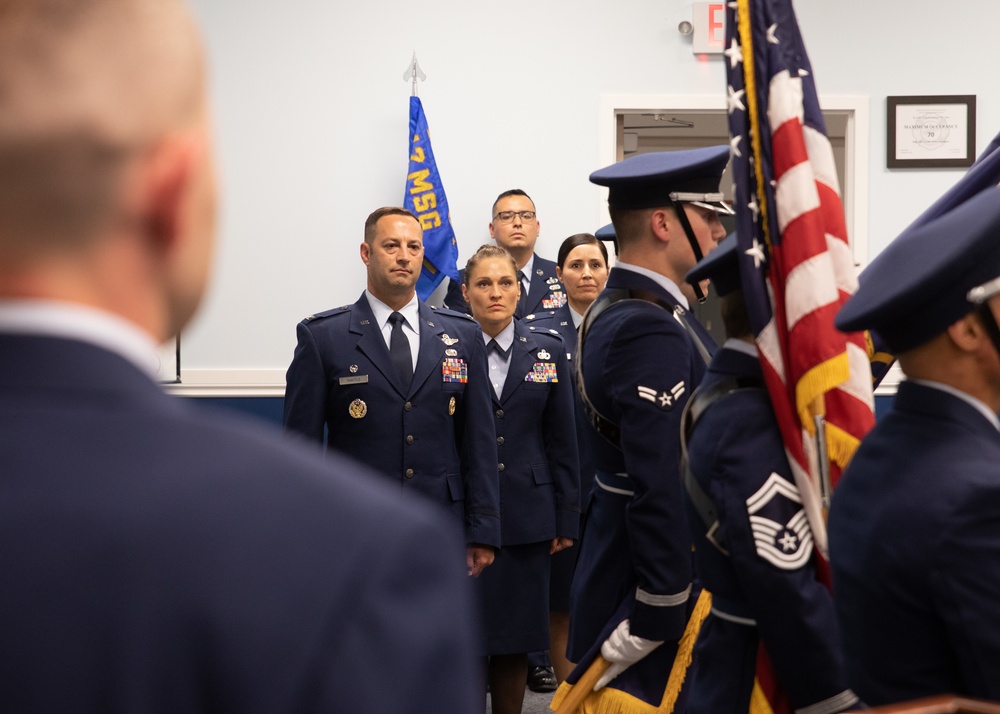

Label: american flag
[725,1,875,710]
[724,0,874,564]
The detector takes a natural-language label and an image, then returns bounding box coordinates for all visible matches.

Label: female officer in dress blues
[462,244,580,714]
[525,233,609,683]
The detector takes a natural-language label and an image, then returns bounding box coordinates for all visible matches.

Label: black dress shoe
[527,665,557,693]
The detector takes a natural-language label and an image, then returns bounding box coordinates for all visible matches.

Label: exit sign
[693,2,727,54]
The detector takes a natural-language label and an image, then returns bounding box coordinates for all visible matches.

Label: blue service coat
[829,380,1000,705]
[444,254,565,318]
[283,294,501,548]
[525,305,598,612]
[0,334,481,713]
[492,319,580,545]
[567,267,717,706]
[684,346,856,714]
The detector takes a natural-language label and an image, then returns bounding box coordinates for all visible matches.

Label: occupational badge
[448,396,457,415]
[348,399,367,419]
[537,349,551,360]
[446,348,458,357]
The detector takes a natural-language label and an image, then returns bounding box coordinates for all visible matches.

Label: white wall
[180,0,999,390]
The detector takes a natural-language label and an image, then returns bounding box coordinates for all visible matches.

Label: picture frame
[887,95,976,169]
[157,335,181,384]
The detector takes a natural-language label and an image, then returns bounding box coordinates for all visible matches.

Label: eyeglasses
[493,210,536,224]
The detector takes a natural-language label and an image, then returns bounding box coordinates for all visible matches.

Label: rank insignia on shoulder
[440,334,459,346]
[637,381,685,410]
[537,349,551,360]
[442,357,468,383]
[746,472,813,570]
[525,362,558,383]
[360,319,370,326]
[348,399,367,419]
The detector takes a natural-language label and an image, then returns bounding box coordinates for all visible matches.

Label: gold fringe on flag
[550,590,712,714]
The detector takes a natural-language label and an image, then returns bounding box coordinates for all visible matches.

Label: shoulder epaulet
[527,326,565,344]
[523,311,556,323]
[432,306,476,321]
[303,305,351,322]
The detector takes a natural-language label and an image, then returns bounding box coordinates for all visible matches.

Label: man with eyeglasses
[559,147,730,713]
[829,187,1000,705]
[445,190,566,326]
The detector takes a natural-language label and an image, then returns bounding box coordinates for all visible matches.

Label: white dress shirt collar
[614,262,690,309]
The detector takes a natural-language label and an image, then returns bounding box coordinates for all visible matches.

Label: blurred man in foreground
[0,1,480,711]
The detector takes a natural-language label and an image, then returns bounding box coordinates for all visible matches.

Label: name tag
[338,375,369,385]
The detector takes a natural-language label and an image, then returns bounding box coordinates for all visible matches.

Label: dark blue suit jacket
[444,254,565,319]
[491,319,580,545]
[829,380,1000,705]
[567,267,717,706]
[0,334,480,713]
[685,346,855,713]
[283,294,501,548]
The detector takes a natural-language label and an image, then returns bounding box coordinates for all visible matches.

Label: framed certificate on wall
[887,95,976,169]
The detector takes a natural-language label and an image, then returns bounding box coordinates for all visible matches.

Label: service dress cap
[595,222,617,242]
[836,187,1000,353]
[589,145,733,213]
[686,233,741,297]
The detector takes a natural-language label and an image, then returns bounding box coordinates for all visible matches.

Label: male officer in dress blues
[830,187,1000,705]
[284,206,501,577]
[445,189,566,323]
[559,147,730,713]
[681,237,858,714]
[0,4,481,711]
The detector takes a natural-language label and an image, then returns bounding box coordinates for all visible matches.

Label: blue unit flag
[404,96,459,300]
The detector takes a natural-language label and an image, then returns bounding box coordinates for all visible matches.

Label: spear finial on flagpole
[402,52,426,97]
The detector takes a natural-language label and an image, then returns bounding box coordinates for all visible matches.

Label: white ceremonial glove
[594,618,664,691]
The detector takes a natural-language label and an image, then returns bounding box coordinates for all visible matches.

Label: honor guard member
[0,3,481,711]
[444,189,566,322]
[830,187,1000,705]
[462,245,580,714]
[681,237,858,714]
[284,207,501,578]
[524,233,611,684]
[560,147,729,713]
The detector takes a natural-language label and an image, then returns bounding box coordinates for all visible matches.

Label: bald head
[0,0,205,250]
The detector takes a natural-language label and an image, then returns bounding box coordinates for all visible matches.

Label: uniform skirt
[475,541,550,656]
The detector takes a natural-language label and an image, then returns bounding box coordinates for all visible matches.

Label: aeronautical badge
[448,396,456,415]
[442,357,468,383]
[537,349,551,360]
[525,362,558,383]
[440,334,459,346]
[636,381,685,410]
[745,472,814,570]
[348,399,367,419]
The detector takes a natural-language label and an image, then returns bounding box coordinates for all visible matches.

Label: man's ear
[140,132,203,255]
[947,311,984,353]
[359,241,371,266]
[650,208,671,243]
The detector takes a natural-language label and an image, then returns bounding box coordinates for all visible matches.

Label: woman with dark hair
[525,232,609,683]
[462,244,580,714]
